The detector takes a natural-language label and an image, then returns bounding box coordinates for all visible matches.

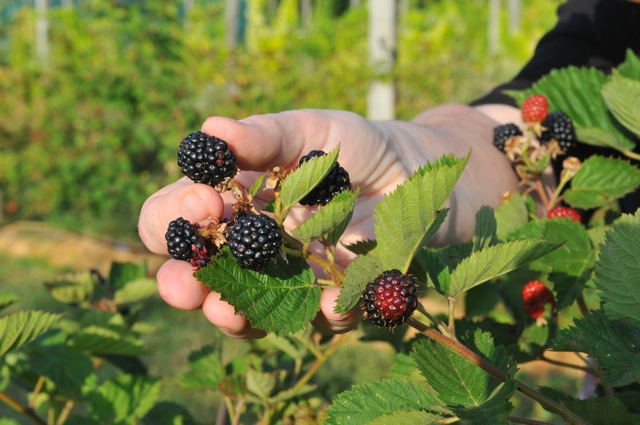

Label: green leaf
[410,243,473,294]
[594,211,640,326]
[87,375,161,425]
[196,248,320,336]
[29,346,97,396]
[180,344,225,391]
[342,239,377,256]
[113,278,157,304]
[602,72,640,138]
[473,206,499,251]
[553,309,640,387]
[0,292,20,311]
[617,49,640,80]
[279,147,339,210]
[411,331,515,421]
[364,410,446,425]
[509,67,636,152]
[142,401,197,425]
[0,310,61,356]
[494,192,532,240]
[324,378,443,425]
[109,262,147,290]
[506,219,595,277]
[249,174,266,196]
[374,153,468,272]
[68,325,147,356]
[445,239,560,298]
[292,189,358,244]
[44,270,99,305]
[246,368,277,400]
[335,254,384,314]
[562,156,640,210]
[561,397,640,425]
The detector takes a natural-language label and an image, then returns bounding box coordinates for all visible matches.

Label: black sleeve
[471,0,640,107]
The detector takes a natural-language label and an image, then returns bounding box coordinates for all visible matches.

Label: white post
[367,0,396,120]
[487,0,500,55]
[35,0,50,69]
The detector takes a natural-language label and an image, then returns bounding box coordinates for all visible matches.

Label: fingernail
[181,192,211,221]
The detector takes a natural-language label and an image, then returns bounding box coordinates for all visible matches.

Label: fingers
[312,287,362,334]
[156,260,266,340]
[138,178,226,255]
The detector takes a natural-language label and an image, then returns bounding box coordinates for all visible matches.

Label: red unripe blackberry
[521,280,556,319]
[298,150,352,206]
[540,111,576,155]
[165,217,214,270]
[521,94,549,123]
[493,123,523,152]
[547,205,581,222]
[177,132,238,187]
[362,269,418,329]
[227,212,282,271]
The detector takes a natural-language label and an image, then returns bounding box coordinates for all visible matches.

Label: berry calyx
[165,217,215,270]
[540,111,576,155]
[493,123,523,152]
[362,269,418,329]
[177,132,238,187]
[521,280,556,319]
[547,205,581,222]
[227,212,282,271]
[521,94,549,124]
[297,150,352,206]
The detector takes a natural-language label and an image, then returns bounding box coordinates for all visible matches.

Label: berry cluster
[521,280,556,319]
[493,123,523,152]
[540,111,576,156]
[297,150,352,206]
[362,270,418,329]
[169,135,355,272]
[165,217,216,270]
[178,132,238,187]
[547,205,581,222]
[226,212,283,271]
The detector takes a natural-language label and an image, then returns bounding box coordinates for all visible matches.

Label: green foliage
[373,153,468,272]
[0,0,555,239]
[593,210,640,326]
[196,248,321,336]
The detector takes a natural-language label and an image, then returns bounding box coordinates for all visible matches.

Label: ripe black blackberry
[165,217,214,270]
[362,269,418,329]
[540,111,576,155]
[177,132,238,187]
[298,150,352,206]
[493,123,522,152]
[227,212,282,271]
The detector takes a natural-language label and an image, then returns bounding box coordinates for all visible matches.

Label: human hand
[138,104,519,339]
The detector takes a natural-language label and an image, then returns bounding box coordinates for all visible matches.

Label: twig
[292,333,351,392]
[407,318,591,425]
[0,391,47,425]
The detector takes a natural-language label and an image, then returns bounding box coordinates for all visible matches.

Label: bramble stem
[55,399,74,425]
[509,416,555,425]
[30,376,45,409]
[447,297,456,337]
[292,333,351,392]
[540,355,595,375]
[407,318,590,425]
[0,391,47,425]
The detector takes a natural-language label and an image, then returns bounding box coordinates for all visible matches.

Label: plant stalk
[407,318,591,425]
[292,333,350,392]
[0,391,47,425]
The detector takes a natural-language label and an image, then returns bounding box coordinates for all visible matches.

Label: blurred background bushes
[0,0,559,240]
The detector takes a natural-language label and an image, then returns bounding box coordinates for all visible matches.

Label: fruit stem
[407,318,591,425]
[0,391,47,425]
[622,149,640,161]
[30,375,46,408]
[547,167,574,210]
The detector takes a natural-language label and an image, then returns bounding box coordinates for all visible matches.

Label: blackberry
[227,212,282,271]
[298,150,352,206]
[493,123,522,151]
[165,217,214,270]
[177,132,238,187]
[540,111,576,155]
[362,269,418,329]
